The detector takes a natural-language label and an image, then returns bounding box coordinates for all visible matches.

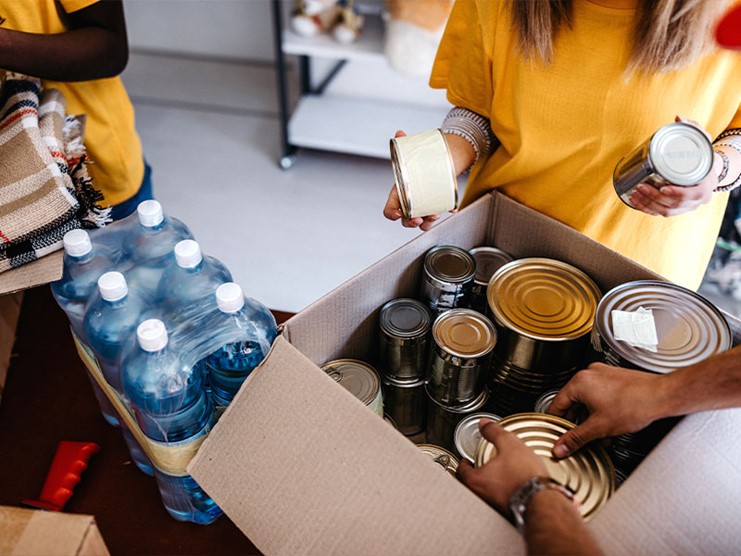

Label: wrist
[509,476,577,532]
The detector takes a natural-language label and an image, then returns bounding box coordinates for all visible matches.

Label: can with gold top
[417,444,459,477]
[321,359,384,417]
[421,245,476,315]
[468,246,514,315]
[474,412,615,521]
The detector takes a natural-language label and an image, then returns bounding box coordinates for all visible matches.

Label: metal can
[474,413,615,522]
[533,389,560,414]
[417,444,459,477]
[425,388,489,452]
[427,309,497,405]
[487,258,602,416]
[321,359,384,417]
[420,245,476,315]
[378,298,432,381]
[613,122,713,209]
[390,129,458,220]
[468,246,514,315]
[381,376,427,436]
[453,411,502,463]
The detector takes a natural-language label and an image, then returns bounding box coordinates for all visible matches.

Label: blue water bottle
[122,318,222,524]
[205,283,278,408]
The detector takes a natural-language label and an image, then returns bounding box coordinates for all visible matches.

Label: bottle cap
[137,200,164,228]
[98,271,128,302]
[63,229,92,257]
[216,282,245,313]
[174,239,202,269]
[137,319,168,352]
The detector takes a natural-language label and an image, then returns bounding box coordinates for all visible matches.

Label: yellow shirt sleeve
[58,0,100,14]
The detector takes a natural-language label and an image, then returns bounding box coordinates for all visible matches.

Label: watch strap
[509,476,577,533]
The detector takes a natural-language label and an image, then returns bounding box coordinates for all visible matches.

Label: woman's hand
[628,115,719,217]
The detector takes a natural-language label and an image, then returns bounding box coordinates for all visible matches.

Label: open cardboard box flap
[189,193,741,555]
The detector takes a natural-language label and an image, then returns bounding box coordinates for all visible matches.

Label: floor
[121,51,741,319]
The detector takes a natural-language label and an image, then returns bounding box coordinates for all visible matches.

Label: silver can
[425,388,489,452]
[378,298,432,381]
[321,359,384,417]
[420,245,476,315]
[533,389,560,414]
[613,123,713,209]
[427,309,497,406]
[453,411,502,463]
[468,246,514,315]
[381,376,427,436]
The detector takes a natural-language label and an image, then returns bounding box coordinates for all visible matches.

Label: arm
[457,420,603,556]
[549,345,741,458]
[0,1,128,81]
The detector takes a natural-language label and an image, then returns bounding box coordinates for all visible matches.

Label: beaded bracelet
[712,134,741,192]
[441,107,497,174]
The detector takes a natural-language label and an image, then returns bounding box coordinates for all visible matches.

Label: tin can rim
[648,123,713,186]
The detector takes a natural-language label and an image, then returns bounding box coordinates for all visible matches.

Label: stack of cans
[486,258,602,416]
[425,308,497,451]
[420,245,476,315]
[591,280,733,479]
[321,359,384,417]
[468,246,514,315]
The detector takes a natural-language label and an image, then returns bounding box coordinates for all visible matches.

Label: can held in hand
[321,359,384,417]
[425,388,489,452]
[390,129,458,219]
[421,245,476,315]
[454,411,502,463]
[382,375,427,436]
[468,246,514,315]
[378,298,432,381]
[613,122,713,209]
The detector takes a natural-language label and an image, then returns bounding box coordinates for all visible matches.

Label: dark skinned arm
[0,0,128,82]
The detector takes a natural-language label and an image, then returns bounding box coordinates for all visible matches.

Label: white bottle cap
[216,282,245,313]
[63,229,92,257]
[174,239,202,269]
[137,318,169,352]
[137,200,164,228]
[98,271,128,302]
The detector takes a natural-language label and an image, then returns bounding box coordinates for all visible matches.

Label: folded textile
[0,75,109,274]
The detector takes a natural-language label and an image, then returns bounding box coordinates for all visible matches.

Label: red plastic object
[716,4,741,50]
[21,441,100,511]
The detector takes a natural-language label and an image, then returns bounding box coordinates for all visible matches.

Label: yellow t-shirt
[431,0,741,289]
[0,0,144,206]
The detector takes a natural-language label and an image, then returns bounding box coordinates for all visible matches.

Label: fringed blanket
[0,75,109,273]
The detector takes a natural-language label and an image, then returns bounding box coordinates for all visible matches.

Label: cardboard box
[0,506,109,555]
[188,192,741,555]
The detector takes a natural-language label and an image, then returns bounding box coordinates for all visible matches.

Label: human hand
[457,419,547,514]
[548,363,667,458]
[628,115,718,217]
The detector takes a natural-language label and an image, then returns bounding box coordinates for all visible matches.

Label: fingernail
[553,444,569,458]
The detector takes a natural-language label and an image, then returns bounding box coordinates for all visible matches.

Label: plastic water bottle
[122,319,222,524]
[120,200,193,300]
[204,283,278,408]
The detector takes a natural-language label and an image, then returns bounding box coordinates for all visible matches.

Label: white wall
[124,0,276,62]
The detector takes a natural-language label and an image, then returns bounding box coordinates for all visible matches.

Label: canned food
[474,413,615,521]
[417,444,459,477]
[533,390,560,414]
[468,246,514,314]
[453,412,502,463]
[613,122,713,209]
[427,309,497,405]
[390,129,458,219]
[425,388,489,452]
[381,376,427,436]
[421,245,476,315]
[321,359,384,417]
[378,298,432,381]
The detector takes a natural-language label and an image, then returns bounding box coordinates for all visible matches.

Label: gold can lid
[321,359,381,406]
[424,245,476,284]
[470,246,514,286]
[487,258,601,340]
[474,413,614,521]
[432,309,497,358]
[417,443,459,476]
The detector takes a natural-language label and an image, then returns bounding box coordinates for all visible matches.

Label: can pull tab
[21,441,100,511]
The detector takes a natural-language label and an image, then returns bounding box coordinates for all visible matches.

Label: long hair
[509,0,730,73]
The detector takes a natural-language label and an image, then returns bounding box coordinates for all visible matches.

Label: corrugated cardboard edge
[0,506,110,556]
[0,251,63,296]
[0,292,23,404]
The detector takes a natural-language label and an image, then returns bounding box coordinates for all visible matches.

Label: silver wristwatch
[509,476,577,532]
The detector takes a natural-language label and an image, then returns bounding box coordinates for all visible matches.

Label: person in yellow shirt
[0,0,151,221]
[384,0,741,290]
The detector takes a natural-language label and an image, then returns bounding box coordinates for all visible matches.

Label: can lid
[432,309,497,358]
[137,319,169,352]
[98,271,127,302]
[174,239,202,269]
[321,359,381,406]
[649,123,713,186]
[63,229,92,257]
[533,390,561,414]
[424,245,476,284]
[380,298,431,339]
[470,246,514,285]
[487,258,601,340]
[417,444,459,476]
[454,412,502,463]
[474,413,614,521]
[216,282,245,313]
[594,280,732,373]
[136,200,164,228]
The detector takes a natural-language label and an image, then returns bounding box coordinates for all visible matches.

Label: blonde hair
[509,0,729,73]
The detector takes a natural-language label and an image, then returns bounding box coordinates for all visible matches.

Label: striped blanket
[0,75,109,274]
